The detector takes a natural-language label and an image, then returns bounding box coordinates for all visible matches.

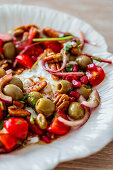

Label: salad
[0,25,112,153]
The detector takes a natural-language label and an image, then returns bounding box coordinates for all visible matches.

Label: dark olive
[35,98,55,117]
[68,102,84,120]
[3,42,16,59]
[76,84,92,99]
[8,77,23,90]
[76,55,92,69]
[28,91,42,106]
[56,80,73,94]
[3,84,23,100]
[0,68,6,78]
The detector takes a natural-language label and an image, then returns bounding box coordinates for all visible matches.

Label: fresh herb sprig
[30,52,46,71]
[33,36,73,42]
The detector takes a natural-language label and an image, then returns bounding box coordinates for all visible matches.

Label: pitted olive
[68,102,84,120]
[76,55,92,69]
[28,91,42,106]
[0,68,6,78]
[3,84,23,100]
[56,80,73,94]
[76,84,92,99]
[8,77,23,90]
[35,98,55,117]
[3,42,16,59]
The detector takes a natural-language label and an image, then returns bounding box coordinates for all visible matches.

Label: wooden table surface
[0,0,113,169]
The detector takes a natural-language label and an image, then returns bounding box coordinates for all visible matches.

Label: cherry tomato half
[15,54,33,69]
[47,110,70,135]
[86,66,105,86]
[0,134,17,151]
[4,118,29,139]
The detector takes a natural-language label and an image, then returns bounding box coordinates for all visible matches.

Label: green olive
[68,102,84,120]
[28,91,42,106]
[76,84,92,99]
[35,98,55,117]
[8,77,23,90]
[3,84,23,100]
[76,55,92,69]
[3,42,16,59]
[36,113,48,129]
[0,68,6,78]
[56,80,73,94]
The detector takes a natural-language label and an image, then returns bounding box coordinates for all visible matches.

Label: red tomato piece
[0,39,3,54]
[15,54,33,69]
[0,134,17,151]
[42,41,61,53]
[4,118,29,139]
[86,66,105,86]
[47,110,70,135]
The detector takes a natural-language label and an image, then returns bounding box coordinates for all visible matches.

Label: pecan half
[13,101,24,109]
[42,27,58,38]
[54,94,70,111]
[24,80,47,93]
[8,106,30,117]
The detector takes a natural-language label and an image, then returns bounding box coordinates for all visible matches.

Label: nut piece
[8,105,30,117]
[0,68,6,78]
[54,94,69,111]
[36,113,48,129]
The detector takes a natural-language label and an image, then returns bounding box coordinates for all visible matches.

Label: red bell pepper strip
[4,118,29,139]
[42,41,61,53]
[47,110,70,135]
[0,39,3,54]
[15,54,33,69]
[0,134,17,151]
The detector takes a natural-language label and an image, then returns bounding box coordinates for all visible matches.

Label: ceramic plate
[0,4,113,170]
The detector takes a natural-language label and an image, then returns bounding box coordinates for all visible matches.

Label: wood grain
[0,0,113,169]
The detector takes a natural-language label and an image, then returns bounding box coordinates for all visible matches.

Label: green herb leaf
[63,41,76,53]
[31,97,38,106]
[19,94,29,103]
[33,36,73,42]
[93,98,100,103]
[0,121,4,130]
[30,115,35,124]
[65,65,73,72]
[17,140,22,145]
[16,121,22,125]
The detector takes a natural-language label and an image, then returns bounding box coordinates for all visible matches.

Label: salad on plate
[0,24,112,153]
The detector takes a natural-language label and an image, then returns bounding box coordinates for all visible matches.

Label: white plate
[0,4,113,170]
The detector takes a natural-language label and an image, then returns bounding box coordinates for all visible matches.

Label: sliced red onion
[0,128,8,134]
[79,30,85,50]
[84,39,97,46]
[0,74,12,103]
[0,33,13,41]
[58,108,90,127]
[83,53,112,64]
[58,95,90,127]
[42,53,67,73]
[81,89,100,108]
[52,71,84,76]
